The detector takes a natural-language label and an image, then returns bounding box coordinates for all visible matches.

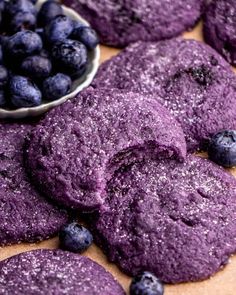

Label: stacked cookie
[23,52,236,284]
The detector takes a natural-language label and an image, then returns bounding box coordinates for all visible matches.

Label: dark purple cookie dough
[26,88,186,210]
[0,121,69,246]
[92,38,236,152]
[203,0,236,66]
[0,249,125,295]
[90,155,236,283]
[63,0,204,47]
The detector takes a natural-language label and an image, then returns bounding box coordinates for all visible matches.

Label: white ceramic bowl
[0,0,100,119]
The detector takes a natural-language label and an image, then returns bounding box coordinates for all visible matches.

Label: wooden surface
[1,22,236,295]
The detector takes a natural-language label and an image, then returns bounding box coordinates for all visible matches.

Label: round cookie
[0,121,69,246]
[90,155,236,283]
[26,88,186,210]
[92,38,236,152]
[203,0,236,66]
[0,249,125,294]
[63,0,204,47]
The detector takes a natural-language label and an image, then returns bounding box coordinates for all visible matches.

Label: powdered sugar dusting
[0,249,125,294]
[26,88,186,210]
[0,122,69,246]
[92,38,236,151]
[91,155,236,283]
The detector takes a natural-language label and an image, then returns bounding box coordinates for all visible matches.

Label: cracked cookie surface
[90,155,236,283]
[26,88,186,210]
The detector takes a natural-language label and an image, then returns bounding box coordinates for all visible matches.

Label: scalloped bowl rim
[0,0,100,119]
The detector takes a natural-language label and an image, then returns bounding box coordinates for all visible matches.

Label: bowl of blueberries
[0,0,100,118]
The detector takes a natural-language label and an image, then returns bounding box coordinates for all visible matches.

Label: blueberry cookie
[90,155,236,283]
[203,0,236,66]
[26,88,186,210]
[63,0,204,47]
[92,38,236,151]
[0,121,69,246]
[0,249,125,295]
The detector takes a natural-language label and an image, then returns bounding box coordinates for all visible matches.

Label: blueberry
[0,66,8,88]
[45,15,74,44]
[42,73,72,101]
[0,90,6,107]
[5,0,36,17]
[52,39,88,78]
[10,11,36,33]
[130,272,164,295]
[37,0,63,27]
[208,130,236,168]
[71,26,99,50]
[21,55,52,79]
[9,76,42,108]
[6,31,43,59]
[59,222,93,253]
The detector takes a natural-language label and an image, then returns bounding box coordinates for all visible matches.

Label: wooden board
[1,21,236,295]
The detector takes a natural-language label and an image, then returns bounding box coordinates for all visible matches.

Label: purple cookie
[0,121,69,246]
[90,155,236,283]
[203,0,236,66]
[63,0,204,47]
[26,88,186,210]
[0,249,125,294]
[92,38,236,152]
